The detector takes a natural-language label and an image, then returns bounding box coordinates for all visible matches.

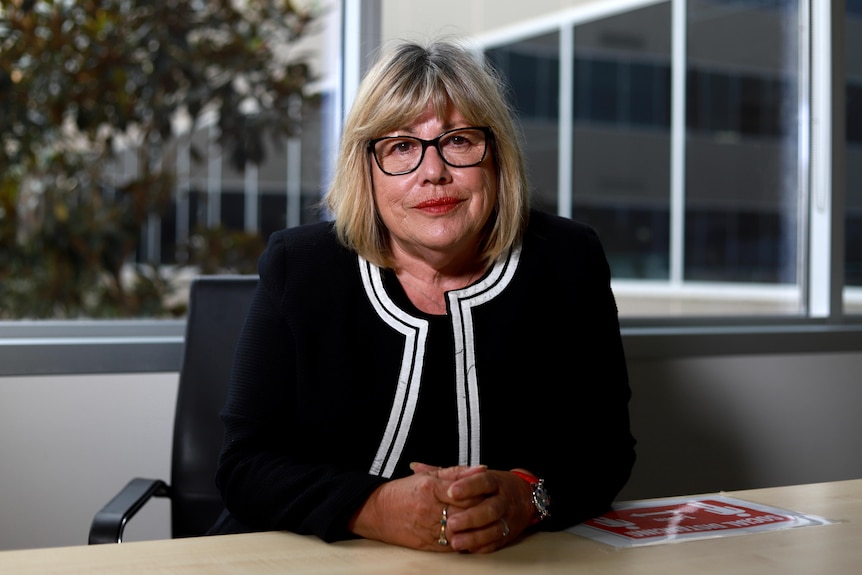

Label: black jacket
[213,209,636,541]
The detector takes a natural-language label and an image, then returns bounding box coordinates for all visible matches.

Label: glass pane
[487,32,560,215]
[683,0,802,313]
[0,2,339,319]
[570,3,672,283]
[845,0,862,313]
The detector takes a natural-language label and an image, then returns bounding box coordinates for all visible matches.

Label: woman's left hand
[411,463,536,553]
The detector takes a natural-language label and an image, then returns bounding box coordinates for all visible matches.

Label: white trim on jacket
[359,246,521,477]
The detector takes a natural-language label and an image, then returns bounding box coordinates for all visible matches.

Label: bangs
[360,55,490,137]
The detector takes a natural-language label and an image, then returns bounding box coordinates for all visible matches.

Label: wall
[0,373,177,551]
[619,351,862,500]
[381,0,605,41]
[1,351,861,551]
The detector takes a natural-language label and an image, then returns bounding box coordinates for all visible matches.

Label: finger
[480,517,513,552]
[431,502,469,552]
[445,494,505,534]
[408,462,487,479]
[407,464,491,514]
[409,462,440,475]
[449,517,513,554]
[447,468,499,501]
[435,504,450,549]
[402,466,462,511]
[434,464,488,481]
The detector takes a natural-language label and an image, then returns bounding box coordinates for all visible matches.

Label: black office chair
[88,275,258,544]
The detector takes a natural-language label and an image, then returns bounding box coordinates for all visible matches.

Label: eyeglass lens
[372,128,488,176]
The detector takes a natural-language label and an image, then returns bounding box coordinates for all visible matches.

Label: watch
[511,470,551,523]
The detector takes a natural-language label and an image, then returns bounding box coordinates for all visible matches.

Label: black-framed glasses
[368,126,492,176]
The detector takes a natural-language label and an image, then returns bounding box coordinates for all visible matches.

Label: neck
[389,239,484,280]
[395,263,484,315]
[388,238,487,314]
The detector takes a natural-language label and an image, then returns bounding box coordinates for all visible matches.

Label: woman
[211,38,636,553]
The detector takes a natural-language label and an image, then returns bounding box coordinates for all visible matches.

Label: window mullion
[558,24,574,219]
[669,0,686,287]
[809,0,845,319]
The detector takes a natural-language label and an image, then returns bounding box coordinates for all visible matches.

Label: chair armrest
[88,477,170,544]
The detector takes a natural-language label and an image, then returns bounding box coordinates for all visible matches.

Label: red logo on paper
[584,499,794,540]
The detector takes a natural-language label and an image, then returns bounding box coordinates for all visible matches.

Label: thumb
[409,462,440,475]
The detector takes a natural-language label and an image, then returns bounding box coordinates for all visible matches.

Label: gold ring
[437,505,449,546]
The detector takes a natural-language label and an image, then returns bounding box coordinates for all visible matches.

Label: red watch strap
[511,469,539,484]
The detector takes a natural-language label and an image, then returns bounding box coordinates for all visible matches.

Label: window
[0,0,340,319]
[1,0,858,377]
[484,0,811,317]
[0,0,350,374]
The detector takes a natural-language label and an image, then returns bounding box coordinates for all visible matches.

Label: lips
[415,197,463,209]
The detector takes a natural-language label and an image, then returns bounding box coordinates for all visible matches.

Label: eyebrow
[384,123,467,138]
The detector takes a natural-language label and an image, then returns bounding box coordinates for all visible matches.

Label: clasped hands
[349,462,535,553]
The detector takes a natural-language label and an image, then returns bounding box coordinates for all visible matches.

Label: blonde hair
[324,38,530,268]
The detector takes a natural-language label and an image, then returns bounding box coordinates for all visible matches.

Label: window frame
[1,0,859,378]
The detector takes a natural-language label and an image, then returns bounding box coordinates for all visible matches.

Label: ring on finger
[437,505,449,546]
[501,518,510,538]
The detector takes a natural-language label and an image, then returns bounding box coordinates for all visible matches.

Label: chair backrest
[169,275,258,538]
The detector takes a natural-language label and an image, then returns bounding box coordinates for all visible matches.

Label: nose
[417,143,451,183]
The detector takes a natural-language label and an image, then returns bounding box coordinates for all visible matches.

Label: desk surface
[2,479,861,575]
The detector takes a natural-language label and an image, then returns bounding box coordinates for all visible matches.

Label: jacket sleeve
[533,223,636,532]
[214,232,387,542]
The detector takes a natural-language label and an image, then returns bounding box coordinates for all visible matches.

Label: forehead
[384,103,469,137]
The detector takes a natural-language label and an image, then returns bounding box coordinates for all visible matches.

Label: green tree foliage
[0,0,314,318]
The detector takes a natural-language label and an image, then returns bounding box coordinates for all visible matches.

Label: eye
[394,140,415,153]
[440,130,481,154]
[442,130,478,150]
[380,138,418,157]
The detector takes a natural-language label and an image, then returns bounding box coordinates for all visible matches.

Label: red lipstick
[415,197,462,212]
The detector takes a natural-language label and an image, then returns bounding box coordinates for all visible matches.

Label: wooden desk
[2,479,860,575]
